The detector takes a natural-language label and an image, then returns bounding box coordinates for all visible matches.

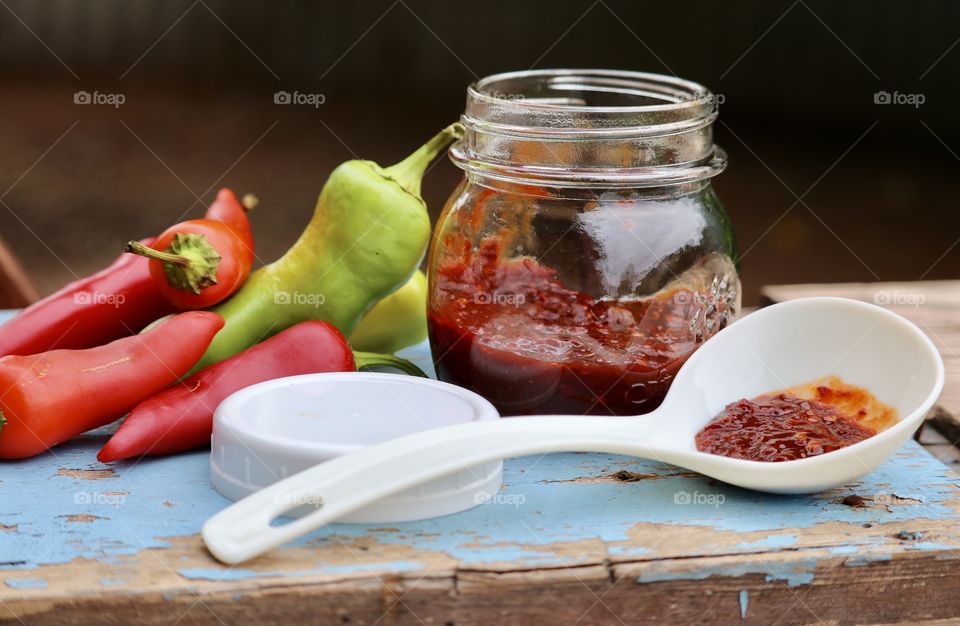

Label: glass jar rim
[470,69,715,119]
[451,69,725,188]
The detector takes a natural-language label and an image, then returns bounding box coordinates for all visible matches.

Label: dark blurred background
[0,0,957,303]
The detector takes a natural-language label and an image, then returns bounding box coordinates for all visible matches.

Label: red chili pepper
[0,237,177,357]
[204,188,256,269]
[0,311,224,459]
[125,190,255,310]
[0,191,250,358]
[98,320,355,462]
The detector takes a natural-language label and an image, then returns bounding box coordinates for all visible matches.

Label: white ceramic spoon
[203,297,944,564]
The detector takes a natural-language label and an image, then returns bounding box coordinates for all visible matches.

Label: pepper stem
[353,351,428,378]
[126,241,191,266]
[0,409,5,434]
[241,193,259,211]
[125,233,221,295]
[384,122,465,197]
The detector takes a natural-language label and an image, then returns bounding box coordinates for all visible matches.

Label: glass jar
[428,70,740,416]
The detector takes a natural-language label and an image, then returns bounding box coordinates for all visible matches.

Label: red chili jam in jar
[429,70,740,416]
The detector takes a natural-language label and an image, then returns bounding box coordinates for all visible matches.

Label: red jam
[429,239,725,416]
[695,377,897,462]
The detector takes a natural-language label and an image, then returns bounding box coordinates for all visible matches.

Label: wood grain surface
[3,283,960,625]
[2,436,960,626]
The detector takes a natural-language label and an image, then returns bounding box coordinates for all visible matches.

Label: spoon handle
[203,414,656,564]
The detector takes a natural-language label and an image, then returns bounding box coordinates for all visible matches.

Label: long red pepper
[0,189,251,357]
[98,320,355,462]
[204,188,256,269]
[0,311,224,459]
[0,237,177,357]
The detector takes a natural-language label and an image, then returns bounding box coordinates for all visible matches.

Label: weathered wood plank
[4,300,960,624]
[2,437,960,625]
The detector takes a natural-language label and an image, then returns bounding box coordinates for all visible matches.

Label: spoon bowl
[638,296,944,492]
[203,297,944,564]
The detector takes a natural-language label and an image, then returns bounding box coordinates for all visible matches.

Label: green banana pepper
[192,123,463,371]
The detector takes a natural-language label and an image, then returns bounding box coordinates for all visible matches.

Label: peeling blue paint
[905,541,954,551]
[608,545,651,558]
[303,445,959,568]
[638,557,818,588]
[4,578,47,589]
[177,567,279,582]
[735,534,797,551]
[0,436,956,577]
[316,560,424,575]
[739,590,748,618]
[179,560,424,581]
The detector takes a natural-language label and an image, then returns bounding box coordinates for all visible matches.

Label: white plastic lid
[210,372,503,523]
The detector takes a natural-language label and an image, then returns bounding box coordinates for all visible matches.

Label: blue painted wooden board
[1,311,960,623]
[2,431,960,623]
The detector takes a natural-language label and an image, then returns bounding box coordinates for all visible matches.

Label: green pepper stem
[353,351,428,378]
[241,193,259,211]
[384,122,465,196]
[128,234,221,295]
[125,241,192,267]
